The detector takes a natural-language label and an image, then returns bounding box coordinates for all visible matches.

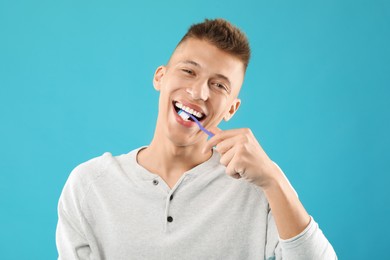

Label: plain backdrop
[1,0,389,259]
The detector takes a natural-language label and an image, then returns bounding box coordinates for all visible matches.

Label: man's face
[153,38,245,146]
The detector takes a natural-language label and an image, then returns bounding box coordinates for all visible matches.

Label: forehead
[169,38,245,85]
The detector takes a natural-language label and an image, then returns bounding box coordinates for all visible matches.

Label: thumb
[209,126,223,135]
[202,126,222,154]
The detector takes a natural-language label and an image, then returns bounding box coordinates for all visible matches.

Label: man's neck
[136,136,212,188]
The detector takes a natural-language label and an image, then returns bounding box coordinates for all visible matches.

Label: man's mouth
[173,101,206,122]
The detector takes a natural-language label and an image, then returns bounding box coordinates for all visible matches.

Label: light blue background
[1,0,389,259]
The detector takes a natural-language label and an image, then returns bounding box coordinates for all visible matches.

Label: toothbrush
[178,109,215,138]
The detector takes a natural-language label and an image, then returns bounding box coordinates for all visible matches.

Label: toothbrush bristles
[178,109,214,138]
[178,110,190,120]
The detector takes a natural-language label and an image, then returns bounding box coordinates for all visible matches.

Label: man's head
[153,19,250,147]
[175,18,251,72]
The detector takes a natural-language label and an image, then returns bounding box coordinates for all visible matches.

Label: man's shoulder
[66,147,141,188]
[66,152,116,189]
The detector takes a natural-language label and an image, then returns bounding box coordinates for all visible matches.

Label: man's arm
[56,166,93,260]
[56,199,91,259]
[203,127,337,259]
[261,162,310,239]
[203,127,309,238]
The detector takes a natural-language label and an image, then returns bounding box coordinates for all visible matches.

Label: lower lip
[172,104,196,128]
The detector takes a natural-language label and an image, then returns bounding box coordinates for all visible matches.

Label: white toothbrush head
[177,109,214,137]
[178,110,190,121]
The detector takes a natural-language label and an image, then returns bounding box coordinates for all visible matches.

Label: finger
[203,135,222,154]
[209,126,223,136]
[219,147,235,166]
[215,135,241,155]
[225,153,245,178]
[231,173,241,179]
[202,127,224,153]
[203,128,243,153]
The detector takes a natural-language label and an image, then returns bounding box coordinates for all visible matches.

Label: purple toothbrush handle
[180,110,214,138]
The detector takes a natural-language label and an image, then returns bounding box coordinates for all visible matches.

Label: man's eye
[213,83,227,91]
[182,69,194,75]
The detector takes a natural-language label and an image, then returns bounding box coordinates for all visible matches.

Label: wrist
[254,161,285,191]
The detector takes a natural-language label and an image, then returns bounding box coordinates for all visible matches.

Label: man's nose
[186,80,209,101]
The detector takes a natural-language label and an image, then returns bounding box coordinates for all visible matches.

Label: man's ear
[224,98,241,121]
[153,66,166,91]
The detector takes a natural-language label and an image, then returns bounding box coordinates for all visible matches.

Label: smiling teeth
[175,102,204,118]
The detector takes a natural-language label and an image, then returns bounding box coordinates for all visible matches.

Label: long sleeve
[266,209,337,260]
[56,199,92,259]
[56,165,98,260]
[278,216,337,259]
[264,162,337,259]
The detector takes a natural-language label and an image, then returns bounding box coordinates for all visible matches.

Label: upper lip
[174,100,207,117]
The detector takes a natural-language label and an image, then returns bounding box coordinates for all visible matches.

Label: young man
[56,19,337,259]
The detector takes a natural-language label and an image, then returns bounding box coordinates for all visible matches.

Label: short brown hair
[177,18,251,70]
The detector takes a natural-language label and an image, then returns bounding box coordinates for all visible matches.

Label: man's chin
[167,135,197,147]
[166,131,207,147]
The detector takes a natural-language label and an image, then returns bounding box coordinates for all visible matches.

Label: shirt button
[167,216,173,222]
[170,195,173,201]
[152,179,159,185]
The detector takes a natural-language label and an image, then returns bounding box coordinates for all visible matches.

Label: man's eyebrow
[182,60,201,67]
[181,60,232,87]
[214,73,231,87]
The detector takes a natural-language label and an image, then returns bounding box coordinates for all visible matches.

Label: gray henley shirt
[56,147,337,259]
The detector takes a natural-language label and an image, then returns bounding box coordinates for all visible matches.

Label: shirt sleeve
[265,210,338,260]
[278,216,337,260]
[264,162,338,259]
[56,166,94,260]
